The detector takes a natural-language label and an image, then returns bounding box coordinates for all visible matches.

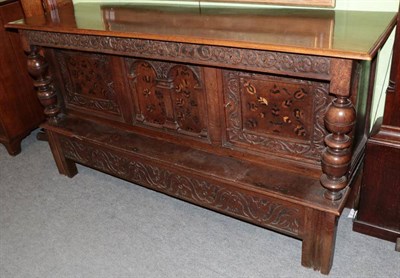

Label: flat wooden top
[6,3,397,60]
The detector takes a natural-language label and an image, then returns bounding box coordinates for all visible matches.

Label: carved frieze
[60,136,302,236]
[23,30,331,80]
[223,70,332,161]
[126,58,207,136]
[56,50,121,116]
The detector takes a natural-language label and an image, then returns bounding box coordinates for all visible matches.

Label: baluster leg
[27,45,60,125]
[27,46,77,177]
[321,59,356,201]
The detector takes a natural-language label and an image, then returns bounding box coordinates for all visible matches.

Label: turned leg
[302,208,338,275]
[47,130,77,178]
[321,59,356,201]
[27,46,60,125]
[26,46,74,175]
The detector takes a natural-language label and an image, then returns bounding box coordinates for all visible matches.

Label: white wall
[72,0,399,126]
[72,0,398,11]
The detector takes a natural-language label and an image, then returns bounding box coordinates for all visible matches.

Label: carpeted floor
[1,129,399,278]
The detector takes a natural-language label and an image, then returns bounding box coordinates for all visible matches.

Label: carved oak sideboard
[6,4,397,274]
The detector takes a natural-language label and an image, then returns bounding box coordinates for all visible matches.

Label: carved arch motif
[169,65,204,134]
[126,58,208,137]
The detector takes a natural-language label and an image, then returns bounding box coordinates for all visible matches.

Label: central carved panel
[126,58,208,138]
[223,70,332,161]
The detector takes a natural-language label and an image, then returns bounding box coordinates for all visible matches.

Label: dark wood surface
[353,5,400,247]
[7,2,397,274]
[0,0,44,155]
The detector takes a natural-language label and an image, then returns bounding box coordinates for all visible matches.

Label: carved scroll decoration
[22,30,331,80]
[56,50,121,115]
[224,70,332,161]
[60,137,302,236]
[126,58,207,136]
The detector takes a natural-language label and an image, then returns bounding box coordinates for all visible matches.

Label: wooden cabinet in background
[0,0,44,155]
[353,5,400,249]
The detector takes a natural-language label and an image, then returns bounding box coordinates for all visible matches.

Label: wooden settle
[6,2,397,274]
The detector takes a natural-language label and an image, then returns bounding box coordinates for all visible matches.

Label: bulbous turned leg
[27,46,60,125]
[321,97,356,201]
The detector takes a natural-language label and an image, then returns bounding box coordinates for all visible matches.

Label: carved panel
[170,65,203,133]
[56,50,122,117]
[223,70,332,161]
[23,30,331,80]
[131,61,166,125]
[126,58,208,137]
[60,136,302,236]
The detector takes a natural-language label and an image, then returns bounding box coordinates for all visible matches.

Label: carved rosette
[320,97,356,201]
[27,46,60,124]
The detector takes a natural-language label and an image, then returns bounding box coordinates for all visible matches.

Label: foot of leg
[302,208,338,275]
[3,140,22,156]
[47,130,77,178]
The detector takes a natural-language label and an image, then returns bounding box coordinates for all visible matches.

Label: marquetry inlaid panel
[55,50,123,120]
[126,58,208,138]
[223,70,332,161]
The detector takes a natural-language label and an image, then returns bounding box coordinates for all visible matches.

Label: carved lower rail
[61,135,304,237]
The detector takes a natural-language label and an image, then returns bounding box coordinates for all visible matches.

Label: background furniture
[353,4,400,251]
[0,0,44,155]
[8,2,396,274]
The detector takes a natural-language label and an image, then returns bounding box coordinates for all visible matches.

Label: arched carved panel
[131,61,166,126]
[169,65,204,134]
[126,58,208,139]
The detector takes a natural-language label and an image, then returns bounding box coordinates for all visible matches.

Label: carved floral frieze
[23,30,331,80]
